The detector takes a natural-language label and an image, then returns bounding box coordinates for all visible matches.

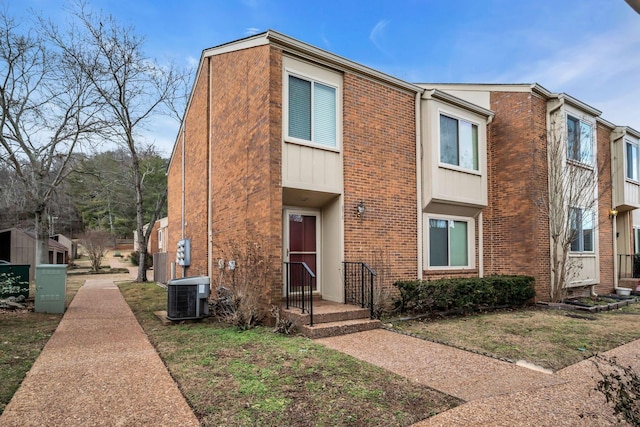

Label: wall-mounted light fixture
[609,208,618,219]
[356,201,365,218]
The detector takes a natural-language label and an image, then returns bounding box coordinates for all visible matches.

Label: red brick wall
[148,220,160,255]
[207,45,282,302]
[167,45,283,301]
[166,121,183,276]
[342,74,418,291]
[596,123,614,294]
[485,91,551,299]
[166,57,211,278]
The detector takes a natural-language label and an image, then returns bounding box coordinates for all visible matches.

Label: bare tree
[538,109,603,302]
[51,3,186,281]
[78,229,111,272]
[0,9,102,263]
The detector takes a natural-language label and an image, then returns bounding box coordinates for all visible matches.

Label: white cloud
[369,19,391,56]
[186,55,198,68]
[320,32,331,49]
[142,115,181,158]
[494,23,640,129]
[244,27,261,36]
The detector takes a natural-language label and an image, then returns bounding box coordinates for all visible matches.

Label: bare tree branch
[55,1,187,281]
[0,7,104,262]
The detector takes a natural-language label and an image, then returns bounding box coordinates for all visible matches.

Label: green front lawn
[119,283,461,426]
[391,302,640,371]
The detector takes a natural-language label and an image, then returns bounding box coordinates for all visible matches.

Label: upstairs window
[429,218,469,267]
[288,74,337,148]
[567,115,593,165]
[570,207,594,252]
[440,114,479,171]
[626,140,639,181]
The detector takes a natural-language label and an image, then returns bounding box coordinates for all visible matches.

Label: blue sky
[10,0,640,155]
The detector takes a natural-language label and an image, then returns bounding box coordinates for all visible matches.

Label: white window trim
[565,113,595,168]
[437,110,482,176]
[569,206,595,254]
[424,213,476,270]
[283,66,341,153]
[625,138,640,184]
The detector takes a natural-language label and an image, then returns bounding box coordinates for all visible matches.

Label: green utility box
[35,264,67,314]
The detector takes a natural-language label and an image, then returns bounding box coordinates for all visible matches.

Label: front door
[286,211,319,293]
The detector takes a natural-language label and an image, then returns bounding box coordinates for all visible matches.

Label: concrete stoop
[300,318,381,339]
[282,300,381,339]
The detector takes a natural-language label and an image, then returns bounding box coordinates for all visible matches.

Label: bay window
[567,115,593,165]
[626,140,639,181]
[440,114,479,171]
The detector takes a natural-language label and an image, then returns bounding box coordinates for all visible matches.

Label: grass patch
[0,312,61,414]
[119,283,461,426]
[391,303,640,371]
[0,275,84,414]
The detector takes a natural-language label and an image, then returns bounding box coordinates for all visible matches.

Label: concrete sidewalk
[0,278,199,427]
[318,329,640,426]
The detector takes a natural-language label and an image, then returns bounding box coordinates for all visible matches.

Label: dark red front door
[288,214,317,292]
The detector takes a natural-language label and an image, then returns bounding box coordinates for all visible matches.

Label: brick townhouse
[167,30,639,311]
[427,84,640,296]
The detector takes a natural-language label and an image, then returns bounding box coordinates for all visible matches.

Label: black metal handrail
[343,261,376,319]
[618,254,640,279]
[284,261,315,326]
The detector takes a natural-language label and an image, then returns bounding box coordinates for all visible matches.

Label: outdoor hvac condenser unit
[167,276,210,321]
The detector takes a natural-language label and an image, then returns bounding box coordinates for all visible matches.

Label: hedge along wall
[394,275,535,314]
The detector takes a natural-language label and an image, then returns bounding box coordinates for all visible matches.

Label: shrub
[130,251,153,269]
[270,305,298,334]
[394,275,535,314]
[634,254,640,279]
[0,272,29,299]
[210,284,265,330]
[211,241,270,330]
[78,230,112,272]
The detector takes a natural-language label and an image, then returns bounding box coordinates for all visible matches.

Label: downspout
[610,130,625,290]
[478,212,484,277]
[207,57,213,279]
[612,216,618,289]
[415,90,423,280]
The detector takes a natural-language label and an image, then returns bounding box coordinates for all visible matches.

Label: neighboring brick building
[167,31,637,306]
[428,84,638,297]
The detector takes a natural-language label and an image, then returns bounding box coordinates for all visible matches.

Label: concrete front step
[284,306,371,325]
[300,318,381,339]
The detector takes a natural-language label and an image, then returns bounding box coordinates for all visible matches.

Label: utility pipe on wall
[207,57,213,279]
[181,126,186,277]
[415,90,423,279]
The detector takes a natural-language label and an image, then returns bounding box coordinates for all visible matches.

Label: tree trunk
[133,155,147,283]
[34,208,50,265]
